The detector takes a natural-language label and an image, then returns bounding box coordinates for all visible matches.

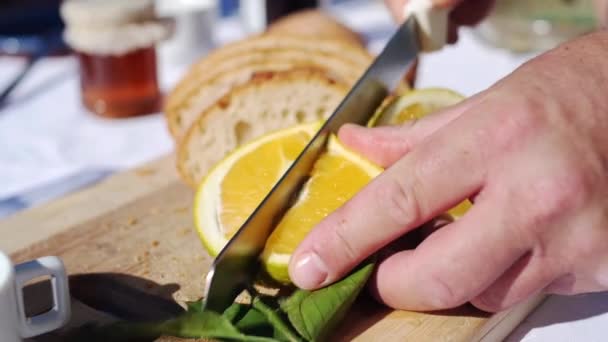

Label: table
[0,1,606,341]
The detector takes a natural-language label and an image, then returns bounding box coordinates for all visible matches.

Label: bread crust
[266,9,365,47]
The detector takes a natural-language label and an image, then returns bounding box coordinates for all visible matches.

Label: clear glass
[475,0,597,53]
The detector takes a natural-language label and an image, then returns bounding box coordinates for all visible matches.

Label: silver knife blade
[203,17,421,313]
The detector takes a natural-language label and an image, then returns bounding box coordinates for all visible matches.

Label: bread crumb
[217,97,231,109]
[135,168,156,177]
[152,240,160,247]
[127,217,138,226]
[173,207,188,214]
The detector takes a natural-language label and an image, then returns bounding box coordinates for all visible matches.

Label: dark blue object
[220,0,240,17]
[0,29,67,108]
[0,0,64,37]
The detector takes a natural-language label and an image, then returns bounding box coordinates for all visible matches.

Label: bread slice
[165,34,373,141]
[166,50,368,141]
[177,69,349,187]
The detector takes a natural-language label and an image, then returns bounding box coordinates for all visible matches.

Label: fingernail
[290,252,328,289]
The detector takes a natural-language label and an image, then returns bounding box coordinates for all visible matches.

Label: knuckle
[480,99,545,158]
[527,168,592,227]
[376,176,423,229]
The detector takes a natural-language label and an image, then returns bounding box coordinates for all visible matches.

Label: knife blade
[203,14,432,313]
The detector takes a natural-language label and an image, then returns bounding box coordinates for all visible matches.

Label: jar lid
[60,0,171,56]
[60,0,155,27]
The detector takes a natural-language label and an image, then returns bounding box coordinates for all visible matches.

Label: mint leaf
[280,261,375,342]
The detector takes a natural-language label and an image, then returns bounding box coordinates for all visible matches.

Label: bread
[266,9,365,47]
[177,69,349,187]
[175,33,372,84]
[164,34,373,141]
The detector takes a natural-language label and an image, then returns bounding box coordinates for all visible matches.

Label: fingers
[369,198,531,311]
[384,0,408,22]
[288,111,487,290]
[470,251,556,312]
[337,92,486,168]
[338,124,415,167]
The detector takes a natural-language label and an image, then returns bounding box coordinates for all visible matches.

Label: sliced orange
[261,135,382,283]
[193,121,320,256]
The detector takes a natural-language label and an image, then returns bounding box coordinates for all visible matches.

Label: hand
[384,0,496,42]
[288,30,608,313]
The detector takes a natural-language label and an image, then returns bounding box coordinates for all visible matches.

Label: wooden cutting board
[0,155,544,341]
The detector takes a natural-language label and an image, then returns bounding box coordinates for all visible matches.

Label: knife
[203,0,451,313]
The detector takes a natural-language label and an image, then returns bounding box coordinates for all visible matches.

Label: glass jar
[475,0,597,53]
[60,0,171,118]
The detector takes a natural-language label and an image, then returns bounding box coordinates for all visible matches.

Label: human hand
[384,0,495,42]
[288,30,608,312]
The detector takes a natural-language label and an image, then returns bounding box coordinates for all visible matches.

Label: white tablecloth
[0,1,606,340]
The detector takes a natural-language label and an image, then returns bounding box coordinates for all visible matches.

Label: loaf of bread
[266,9,365,47]
[164,34,373,142]
[177,69,349,187]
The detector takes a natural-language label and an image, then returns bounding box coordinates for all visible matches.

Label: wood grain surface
[0,155,544,341]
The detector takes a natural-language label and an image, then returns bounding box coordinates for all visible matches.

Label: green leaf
[68,262,375,342]
[252,297,302,342]
[155,311,246,339]
[234,303,273,337]
[183,298,285,339]
[224,302,252,323]
[185,300,204,313]
[280,261,375,342]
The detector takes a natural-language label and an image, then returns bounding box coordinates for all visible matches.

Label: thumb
[337,93,482,167]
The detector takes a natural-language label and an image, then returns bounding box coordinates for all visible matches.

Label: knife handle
[404,0,450,52]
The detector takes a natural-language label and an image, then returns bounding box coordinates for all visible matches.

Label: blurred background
[0,0,599,218]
